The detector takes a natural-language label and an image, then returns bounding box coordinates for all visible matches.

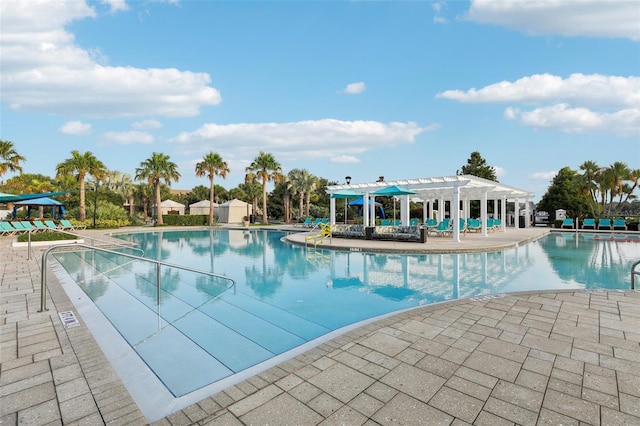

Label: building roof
[327,174,533,201]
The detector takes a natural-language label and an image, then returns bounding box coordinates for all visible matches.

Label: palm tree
[245,152,283,224]
[288,169,306,219]
[55,150,107,221]
[135,152,180,225]
[195,151,229,226]
[103,171,135,217]
[0,140,26,181]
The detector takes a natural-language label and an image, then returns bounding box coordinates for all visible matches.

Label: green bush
[17,231,78,243]
[161,214,210,226]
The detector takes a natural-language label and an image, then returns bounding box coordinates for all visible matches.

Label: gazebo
[13,197,66,219]
[160,199,185,215]
[327,175,534,242]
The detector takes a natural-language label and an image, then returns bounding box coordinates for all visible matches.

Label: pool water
[51,229,637,399]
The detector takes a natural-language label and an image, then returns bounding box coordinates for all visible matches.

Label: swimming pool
[50,229,637,418]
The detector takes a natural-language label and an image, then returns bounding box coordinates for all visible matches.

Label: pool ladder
[39,242,236,312]
[632,259,640,290]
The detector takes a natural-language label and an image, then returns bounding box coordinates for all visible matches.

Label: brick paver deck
[1,227,639,425]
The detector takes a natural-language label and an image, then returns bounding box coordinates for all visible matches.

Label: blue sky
[1,0,638,202]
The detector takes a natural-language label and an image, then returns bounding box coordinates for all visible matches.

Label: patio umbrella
[372,185,416,196]
[372,186,416,223]
[348,198,385,219]
[331,188,363,223]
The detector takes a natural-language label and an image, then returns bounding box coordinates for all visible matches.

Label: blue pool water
[52,229,638,399]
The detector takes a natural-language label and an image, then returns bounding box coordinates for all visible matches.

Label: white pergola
[327,175,534,242]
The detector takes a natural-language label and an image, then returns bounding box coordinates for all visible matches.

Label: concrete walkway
[1,227,640,425]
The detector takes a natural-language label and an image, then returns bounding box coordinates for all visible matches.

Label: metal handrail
[26,228,144,260]
[632,259,640,290]
[39,243,235,312]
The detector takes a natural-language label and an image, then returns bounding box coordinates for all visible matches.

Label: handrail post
[156,262,161,305]
[27,230,32,260]
[632,259,640,290]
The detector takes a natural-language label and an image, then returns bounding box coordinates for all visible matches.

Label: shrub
[17,231,78,243]
[161,214,210,226]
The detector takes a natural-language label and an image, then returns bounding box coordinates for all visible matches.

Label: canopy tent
[12,197,66,219]
[189,200,218,215]
[160,199,185,215]
[348,197,385,219]
[217,199,252,224]
[0,191,72,203]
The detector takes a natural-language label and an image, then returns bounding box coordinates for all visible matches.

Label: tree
[195,151,229,226]
[55,150,107,221]
[135,152,180,225]
[537,167,590,220]
[459,151,498,182]
[245,152,283,224]
[0,140,26,181]
[102,170,135,217]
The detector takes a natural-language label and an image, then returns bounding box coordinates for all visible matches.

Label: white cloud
[505,104,640,137]
[494,166,505,178]
[340,82,366,95]
[437,73,639,109]
[529,171,558,180]
[331,155,360,164]
[102,0,128,13]
[59,120,92,135]
[170,119,434,161]
[439,73,639,137]
[132,119,162,130]
[464,0,640,41]
[0,0,221,118]
[103,130,154,144]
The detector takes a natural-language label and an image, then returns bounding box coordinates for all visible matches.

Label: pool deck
[2,226,640,425]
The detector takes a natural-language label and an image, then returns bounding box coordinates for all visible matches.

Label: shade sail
[372,185,416,196]
[330,188,363,199]
[0,191,72,203]
[14,197,63,206]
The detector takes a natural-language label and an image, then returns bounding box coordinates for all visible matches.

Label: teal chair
[561,218,574,229]
[409,218,419,226]
[0,222,19,236]
[467,219,481,232]
[424,218,438,229]
[45,220,61,230]
[430,219,452,237]
[380,219,391,226]
[582,218,596,229]
[613,219,626,230]
[598,218,611,230]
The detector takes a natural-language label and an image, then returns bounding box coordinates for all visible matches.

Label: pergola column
[422,199,429,223]
[439,196,444,221]
[514,198,520,229]
[363,193,370,227]
[524,199,531,228]
[481,190,488,236]
[330,198,336,225]
[402,196,410,225]
[501,195,507,232]
[452,186,461,242]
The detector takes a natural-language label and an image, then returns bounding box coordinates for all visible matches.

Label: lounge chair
[430,219,452,237]
[45,220,61,230]
[392,219,401,226]
[598,218,611,230]
[380,219,391,226]
[493,218,502,229]
[409,218,419,226]
[60,219,86,230]
[424,218,438,230]
[32,220,52,231]
[10,222,31,233]
[458,218,467,234]
[582,218,596,229]
[0,222,19,236]
[296,217,312,227]
[613,219,627,230]
[561,218,574,229]
[467,218,481,232]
